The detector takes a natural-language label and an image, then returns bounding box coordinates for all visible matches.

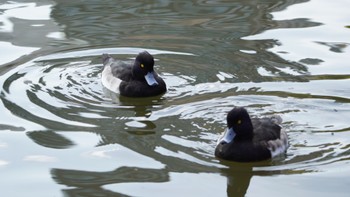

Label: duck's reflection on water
[51,166,169,196]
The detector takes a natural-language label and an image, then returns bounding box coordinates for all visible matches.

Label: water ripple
[1,0,350,195]
[1,47,349,177]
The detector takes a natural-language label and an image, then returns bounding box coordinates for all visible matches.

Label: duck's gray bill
[217,127,236,145]
[144,72,158,86]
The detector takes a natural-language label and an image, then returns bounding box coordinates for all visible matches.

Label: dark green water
[0,0,350,196]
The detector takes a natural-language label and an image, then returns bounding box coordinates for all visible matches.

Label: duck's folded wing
[252,117,288,158]
[109,61,132,81]
[252,117,282,141]
[102,54,133,81]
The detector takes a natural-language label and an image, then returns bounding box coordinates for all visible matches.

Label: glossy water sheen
[1,0,350,196]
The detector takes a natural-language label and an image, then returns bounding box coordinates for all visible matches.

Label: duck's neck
[235,121,254,141]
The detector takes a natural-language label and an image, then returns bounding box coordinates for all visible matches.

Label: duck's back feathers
[251,117,282,143]
[252,116,288,158]
[102,54,132,80]
[110,60,133,81]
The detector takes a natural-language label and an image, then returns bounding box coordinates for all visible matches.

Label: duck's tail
[102,53,112,65]
[270,115,282,125]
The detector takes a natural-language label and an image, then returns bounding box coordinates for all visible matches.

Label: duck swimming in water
[101,51,166,97]
[215,107,288,162]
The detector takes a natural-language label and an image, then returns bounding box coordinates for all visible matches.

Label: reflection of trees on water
[50,0,319,83]
[0,0,58,48]
[50,0,314,45]
[52,167,169,197]
[51,155,311,196]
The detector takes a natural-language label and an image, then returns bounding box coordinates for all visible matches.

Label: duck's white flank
[101,61,121,93]
[267,128,288,158]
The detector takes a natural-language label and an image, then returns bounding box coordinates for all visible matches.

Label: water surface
[0,0,350,196]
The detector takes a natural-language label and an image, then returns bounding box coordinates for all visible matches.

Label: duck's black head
[135,51,154,70]
[133,51,158,86]
[226,107,254,141]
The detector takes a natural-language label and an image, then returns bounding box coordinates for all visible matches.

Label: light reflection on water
[0,0,350,196]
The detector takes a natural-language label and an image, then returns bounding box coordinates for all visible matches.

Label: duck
[215,107,288,162]
[101,51,166,97]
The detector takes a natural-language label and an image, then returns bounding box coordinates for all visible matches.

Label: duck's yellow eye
[140,64,144,68]
[237,119,242,125]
